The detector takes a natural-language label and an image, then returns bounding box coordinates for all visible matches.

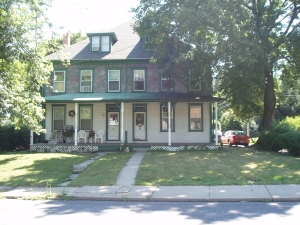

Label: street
[1,199,300,224]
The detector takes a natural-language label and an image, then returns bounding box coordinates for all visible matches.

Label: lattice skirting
[30,144,99,153]
[150,145,220,151]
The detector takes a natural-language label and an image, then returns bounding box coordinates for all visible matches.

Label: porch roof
[44,92,222,103]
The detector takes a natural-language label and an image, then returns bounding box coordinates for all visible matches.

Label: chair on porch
[77,130,87,144]
[95,130,105,144]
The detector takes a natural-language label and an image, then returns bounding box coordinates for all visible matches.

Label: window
[133,69,145,91]
[161,74,174,91]
[80,105,92,130]
[108,70,120,92]
[53,106,65,130]
[189,104,203,131]
[160,103,175,131]
[101,36,110,52]
[53,71,65,92]
[80,70,93,92]
[189,70,201,91]
[92,36,100,51]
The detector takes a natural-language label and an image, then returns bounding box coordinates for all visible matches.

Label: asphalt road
[1,199,299,225]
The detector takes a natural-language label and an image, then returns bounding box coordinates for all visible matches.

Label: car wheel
[228,140,232,146]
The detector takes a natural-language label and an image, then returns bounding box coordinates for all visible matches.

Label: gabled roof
[45,21,153,61]
[44,92,222,103]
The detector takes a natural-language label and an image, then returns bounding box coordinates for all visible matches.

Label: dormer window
[91,36,100,51]
[87,32,118,53]
[101,36,110,52]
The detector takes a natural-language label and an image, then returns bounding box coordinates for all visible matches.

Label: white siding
[44,102,212,144]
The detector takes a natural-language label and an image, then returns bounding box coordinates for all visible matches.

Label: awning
[44,92,223,103]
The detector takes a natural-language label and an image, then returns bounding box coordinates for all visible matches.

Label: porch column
[74,102,78,146]
[30,130,33,145]
[215,102,218,145]
[120,102,124,143]
[168,101,171,146]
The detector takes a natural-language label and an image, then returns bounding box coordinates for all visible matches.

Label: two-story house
[32,21,221,152]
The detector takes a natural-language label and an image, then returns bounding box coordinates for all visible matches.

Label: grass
[0,151,94,187]
[0,148,300,187]
[135,148,300,186]
[69,152,133,186]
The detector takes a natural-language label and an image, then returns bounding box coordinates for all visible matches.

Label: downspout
[120,102,124,143]
[74,102,78,146]
[168,101,171,146]
[215,102,218,145]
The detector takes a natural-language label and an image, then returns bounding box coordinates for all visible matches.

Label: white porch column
[215,102,218,145]
[120,102,124,143]
[74,102,78,146]
[30,130,33,145]
[168,101,171,146]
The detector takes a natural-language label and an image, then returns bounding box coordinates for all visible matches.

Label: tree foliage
[0,0,52,133]
[133,0,300,130]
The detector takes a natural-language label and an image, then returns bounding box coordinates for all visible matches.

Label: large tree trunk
[262,70,276,130]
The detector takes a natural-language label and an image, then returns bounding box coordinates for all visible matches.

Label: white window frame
[79,105,93,130]
[53,71,65,92]
[108,70,120,92]
[52,106,65,131]
[92,36,100,51]
[80,70,93,92]
[161,104,175,131]
[133,69,146,91]
[101,36,110,52]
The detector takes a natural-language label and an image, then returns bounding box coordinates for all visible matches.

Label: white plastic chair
[95,130,105,144]
[77,130,87,143]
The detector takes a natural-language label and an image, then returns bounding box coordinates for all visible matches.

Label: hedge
[259,116,300,156]
[0,126,30,152]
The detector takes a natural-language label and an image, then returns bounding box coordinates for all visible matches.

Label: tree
[133,0,300,130]
[0,0,52,133]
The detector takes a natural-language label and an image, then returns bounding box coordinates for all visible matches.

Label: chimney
[63,32,70,46]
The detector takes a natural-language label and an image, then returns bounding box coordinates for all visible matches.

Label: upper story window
[80,70,93,92]
[189,70,202,91]
[101,36,110,52]
[91,36,100,51]
[108,70,120,92]
[133,69,146,91]
[53,71,65,92]
[161,74,174,91]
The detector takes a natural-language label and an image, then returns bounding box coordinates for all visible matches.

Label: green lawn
[0,148,299,187]
[135,148,300,186]
[0,152,94,187]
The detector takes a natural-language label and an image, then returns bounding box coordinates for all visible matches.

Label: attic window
[92,36,100,51]
[101,36,110,52]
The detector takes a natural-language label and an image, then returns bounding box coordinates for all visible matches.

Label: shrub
[0,125,30,152]
[259,116,300,156]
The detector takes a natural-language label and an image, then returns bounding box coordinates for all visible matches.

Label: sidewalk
[1,151,300,202]
[1,184,300,202]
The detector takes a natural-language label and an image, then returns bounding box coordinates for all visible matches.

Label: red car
[220,130,250,147]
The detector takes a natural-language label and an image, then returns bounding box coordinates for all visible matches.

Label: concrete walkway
[1,151,300,202]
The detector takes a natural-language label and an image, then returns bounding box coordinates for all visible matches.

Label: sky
[46,0,139,36]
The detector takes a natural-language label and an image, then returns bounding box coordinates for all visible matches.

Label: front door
[133,104,147,141]
[107,112,120,141]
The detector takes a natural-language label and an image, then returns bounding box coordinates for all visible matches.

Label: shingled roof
[45,21,153,61]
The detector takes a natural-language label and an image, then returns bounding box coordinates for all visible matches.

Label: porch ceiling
[44,92,223,103]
